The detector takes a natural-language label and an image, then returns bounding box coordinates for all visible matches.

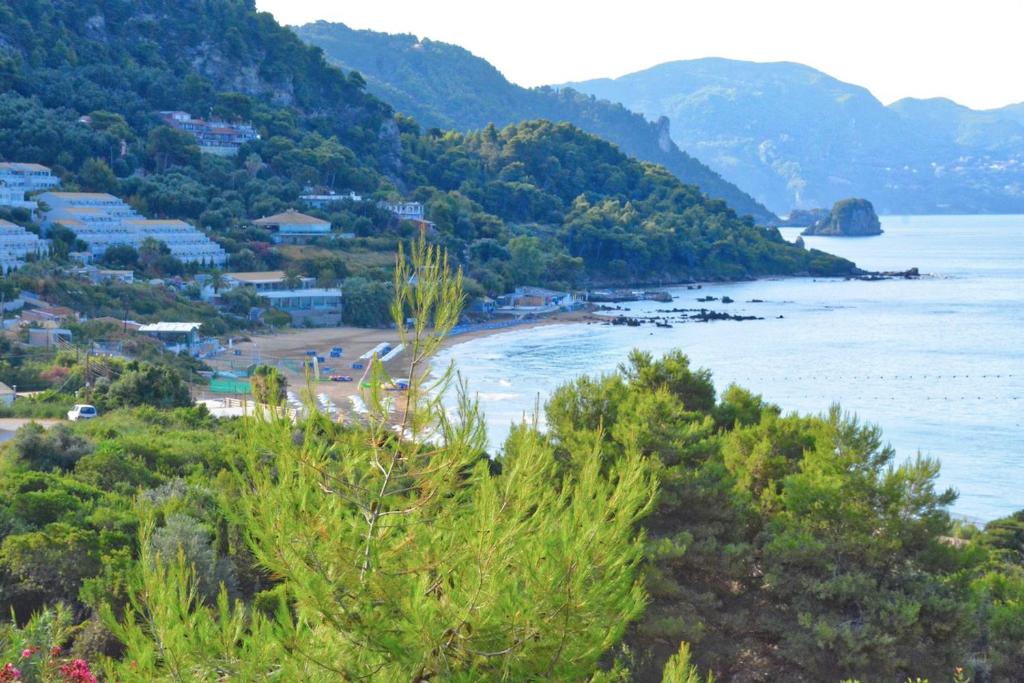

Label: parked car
[329,346,343,358]
[330,375,354,382]
[67,404,98,421]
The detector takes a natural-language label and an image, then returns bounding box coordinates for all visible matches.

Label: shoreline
[200,309,594,409]
[199,270,918,411]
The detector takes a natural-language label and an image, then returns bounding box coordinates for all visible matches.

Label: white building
[0,381,14,406]
[138,321,203,355]
[223,271,342,326]
[159,111,259,155]
[253,209,331,244]
[0,163,60,209]
[37,192,227,265]
[300,191,363,209]
[0,219,46,273]
[378,201,425,222]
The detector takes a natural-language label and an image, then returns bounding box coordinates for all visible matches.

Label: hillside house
[253,210,331,244]
[300,191,363,208]
[378,201,425,222]
[159,111,259,155]
[27,327,72,348]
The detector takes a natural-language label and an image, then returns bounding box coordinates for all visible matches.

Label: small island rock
[802,198,882,237]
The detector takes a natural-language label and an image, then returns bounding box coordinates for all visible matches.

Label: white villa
[0,162,60,210]
[253,209,331,244]
[37,191,226,265]
[300,191,363,209]
[378,201,425,222]
[159,111,259,155]
[223,271,343,326]
[0,219,46,272]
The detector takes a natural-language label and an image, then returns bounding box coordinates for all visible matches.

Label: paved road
[0,418,62,443]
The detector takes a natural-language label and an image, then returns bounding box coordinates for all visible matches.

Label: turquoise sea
[433,215,1024,521]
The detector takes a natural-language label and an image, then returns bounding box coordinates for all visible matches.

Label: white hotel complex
[37,191,227,265]
[0,162,60,210]
[0,219,46,273]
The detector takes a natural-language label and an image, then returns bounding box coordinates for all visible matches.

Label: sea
[433,215,1024,522]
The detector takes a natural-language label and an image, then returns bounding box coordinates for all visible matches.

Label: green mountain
[567,58,1024,215]
[0,1,851,298]
[293,21,777,225]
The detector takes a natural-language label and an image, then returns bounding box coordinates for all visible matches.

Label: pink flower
[19,650,31,659]
[59,659,97,683]
[0,662,21,681]
[50,646,62,657]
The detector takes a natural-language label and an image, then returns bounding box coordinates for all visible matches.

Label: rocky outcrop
[802,198,882,236]
[778,208,830,227]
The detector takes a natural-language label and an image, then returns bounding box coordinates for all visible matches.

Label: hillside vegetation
[293,21,778,225]
[0,248,1021,681]
[0,2,847,297]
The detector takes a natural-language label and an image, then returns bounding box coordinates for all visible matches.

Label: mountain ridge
[566,57,1024,215]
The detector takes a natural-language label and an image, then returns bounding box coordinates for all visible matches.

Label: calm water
[434,215,1024,521]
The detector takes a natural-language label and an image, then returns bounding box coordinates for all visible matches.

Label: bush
[12,423,93,471]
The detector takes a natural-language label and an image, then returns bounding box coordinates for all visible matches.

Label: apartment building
[0,162,60,209]
[0,219,46,272]
[37,191,227,265]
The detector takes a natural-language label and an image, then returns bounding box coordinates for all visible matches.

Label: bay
[434,215,1024,521]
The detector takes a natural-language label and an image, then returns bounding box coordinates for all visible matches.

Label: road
[0,418,62,443]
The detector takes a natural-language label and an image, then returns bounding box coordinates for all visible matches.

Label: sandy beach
[201,310,594,411]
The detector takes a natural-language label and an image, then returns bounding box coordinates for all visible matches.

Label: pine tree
[104,237,656,680]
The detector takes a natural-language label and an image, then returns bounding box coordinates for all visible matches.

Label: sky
[254,0,1024,110]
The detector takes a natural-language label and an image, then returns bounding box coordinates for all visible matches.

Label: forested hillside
[294,21,778,225]
[0,2,844,295]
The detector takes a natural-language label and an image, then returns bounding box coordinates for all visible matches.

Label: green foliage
[5,267,237,334]
[0,407,243,624]
[295,21,778,223]
[11,423,93,472]
[0,1,853,306]
[546,352,980,682]
[340,275,394,327]
[105,240,656,679]
[87,361,192,411]
[661,642,713,683]
[402,121,854,286]
[248,365,286,406]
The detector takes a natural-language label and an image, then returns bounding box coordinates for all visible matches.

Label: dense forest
[294,21,779,225]
[0,243,1021,681]
[0,0,851,306]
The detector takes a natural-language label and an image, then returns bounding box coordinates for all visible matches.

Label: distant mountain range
[295,22,777,224]
[566,58,1024,215]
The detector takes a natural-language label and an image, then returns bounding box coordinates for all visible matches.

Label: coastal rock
[779,208,831,228]
[802,198,883,237]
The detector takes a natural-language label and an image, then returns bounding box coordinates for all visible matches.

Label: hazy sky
[255,0,1023,110]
